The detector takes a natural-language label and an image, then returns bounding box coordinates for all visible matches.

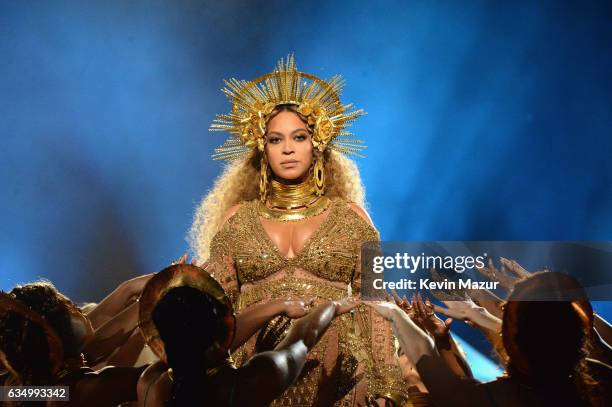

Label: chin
[275,168,308,181]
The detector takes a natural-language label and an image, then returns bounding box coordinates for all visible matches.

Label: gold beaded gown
[207,197,408,406]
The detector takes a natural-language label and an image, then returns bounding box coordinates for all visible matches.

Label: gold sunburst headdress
[211,54,366,160]
[138,264,236,366]
[210,55,366,202]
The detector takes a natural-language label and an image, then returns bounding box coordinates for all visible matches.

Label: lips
[280,160,299,165]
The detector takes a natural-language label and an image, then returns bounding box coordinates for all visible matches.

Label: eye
[294,133,308,141]
[268,137,281,144]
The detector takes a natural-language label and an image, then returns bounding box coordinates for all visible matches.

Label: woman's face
[264,111,313,182]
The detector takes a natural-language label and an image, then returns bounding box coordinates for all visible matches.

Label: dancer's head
[502,271,592,381]
[0,281,93,384]
[152,285,231,369]
[139,264,235,368]
[141,265,236,407]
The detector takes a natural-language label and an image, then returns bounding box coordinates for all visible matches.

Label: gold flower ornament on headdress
[210,54,367,160]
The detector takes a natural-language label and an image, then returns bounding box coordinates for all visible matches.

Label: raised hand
[475,258,517,291]
[413,294,452,339]
[432,296,502,332]
[389,289,414,318]
[172,252,203,267]
[500,257,531,279]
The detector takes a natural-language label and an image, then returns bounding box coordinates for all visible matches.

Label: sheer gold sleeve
[353,226,409,405]
[208,219,240,306]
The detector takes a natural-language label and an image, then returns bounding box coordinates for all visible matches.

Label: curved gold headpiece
[0,292,65,381]
[138,264,236,365]
[211,54,366,160]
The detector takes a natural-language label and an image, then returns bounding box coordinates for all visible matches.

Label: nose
[282,138,295,154]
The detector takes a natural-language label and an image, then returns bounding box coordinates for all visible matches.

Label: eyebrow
[266,129,309,137]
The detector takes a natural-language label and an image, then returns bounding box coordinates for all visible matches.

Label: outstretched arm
[85,274,153,329]
[367,301,436,364]
[432,298,502,333]
[231,298,311,351]
[83,300,140,366]
[234,299,357,407]
[403,293,472,378]
[73,365,148,406]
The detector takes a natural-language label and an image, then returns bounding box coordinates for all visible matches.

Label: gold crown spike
[210,54,366,161]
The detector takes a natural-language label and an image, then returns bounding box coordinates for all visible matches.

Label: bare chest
[259,210,329,259]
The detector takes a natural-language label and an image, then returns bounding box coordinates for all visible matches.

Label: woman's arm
[206,206,242,304]
[349,203,409,406]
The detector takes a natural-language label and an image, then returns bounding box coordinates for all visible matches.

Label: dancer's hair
[501,271,598,404]
[152,285,230,406]
[0,281,81,385]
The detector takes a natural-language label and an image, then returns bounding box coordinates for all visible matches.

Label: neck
[267,176,319,210]
[260,175,330,221]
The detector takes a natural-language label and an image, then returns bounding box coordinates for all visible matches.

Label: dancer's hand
[389,289,414,318]
[500,257,531,279]
[172,252,202,266]
[433,297,501,332]
[412,293,452,339]
[333,297,361,316]
[120,273,154,305]
[280,299,313,318]
[364,301,400,321]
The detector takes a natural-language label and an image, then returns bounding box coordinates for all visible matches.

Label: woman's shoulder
[220,200,258,226]
[330,197,379,240]
[347,202,374,227]
[330,197,374,227]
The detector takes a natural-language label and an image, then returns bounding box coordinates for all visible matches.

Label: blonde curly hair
[188,107,367,261]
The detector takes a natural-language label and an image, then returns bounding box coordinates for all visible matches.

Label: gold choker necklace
[259,178,331,221]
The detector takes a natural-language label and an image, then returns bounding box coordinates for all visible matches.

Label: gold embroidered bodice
[212,198,376,287]
[207,197,408,406]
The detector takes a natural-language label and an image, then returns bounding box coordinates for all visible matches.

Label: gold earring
[260,153,269,202]
[313,154,325,196]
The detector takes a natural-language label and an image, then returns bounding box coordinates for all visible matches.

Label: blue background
[1,0,611,380]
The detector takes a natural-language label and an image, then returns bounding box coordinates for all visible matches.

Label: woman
[189,55,406,406]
